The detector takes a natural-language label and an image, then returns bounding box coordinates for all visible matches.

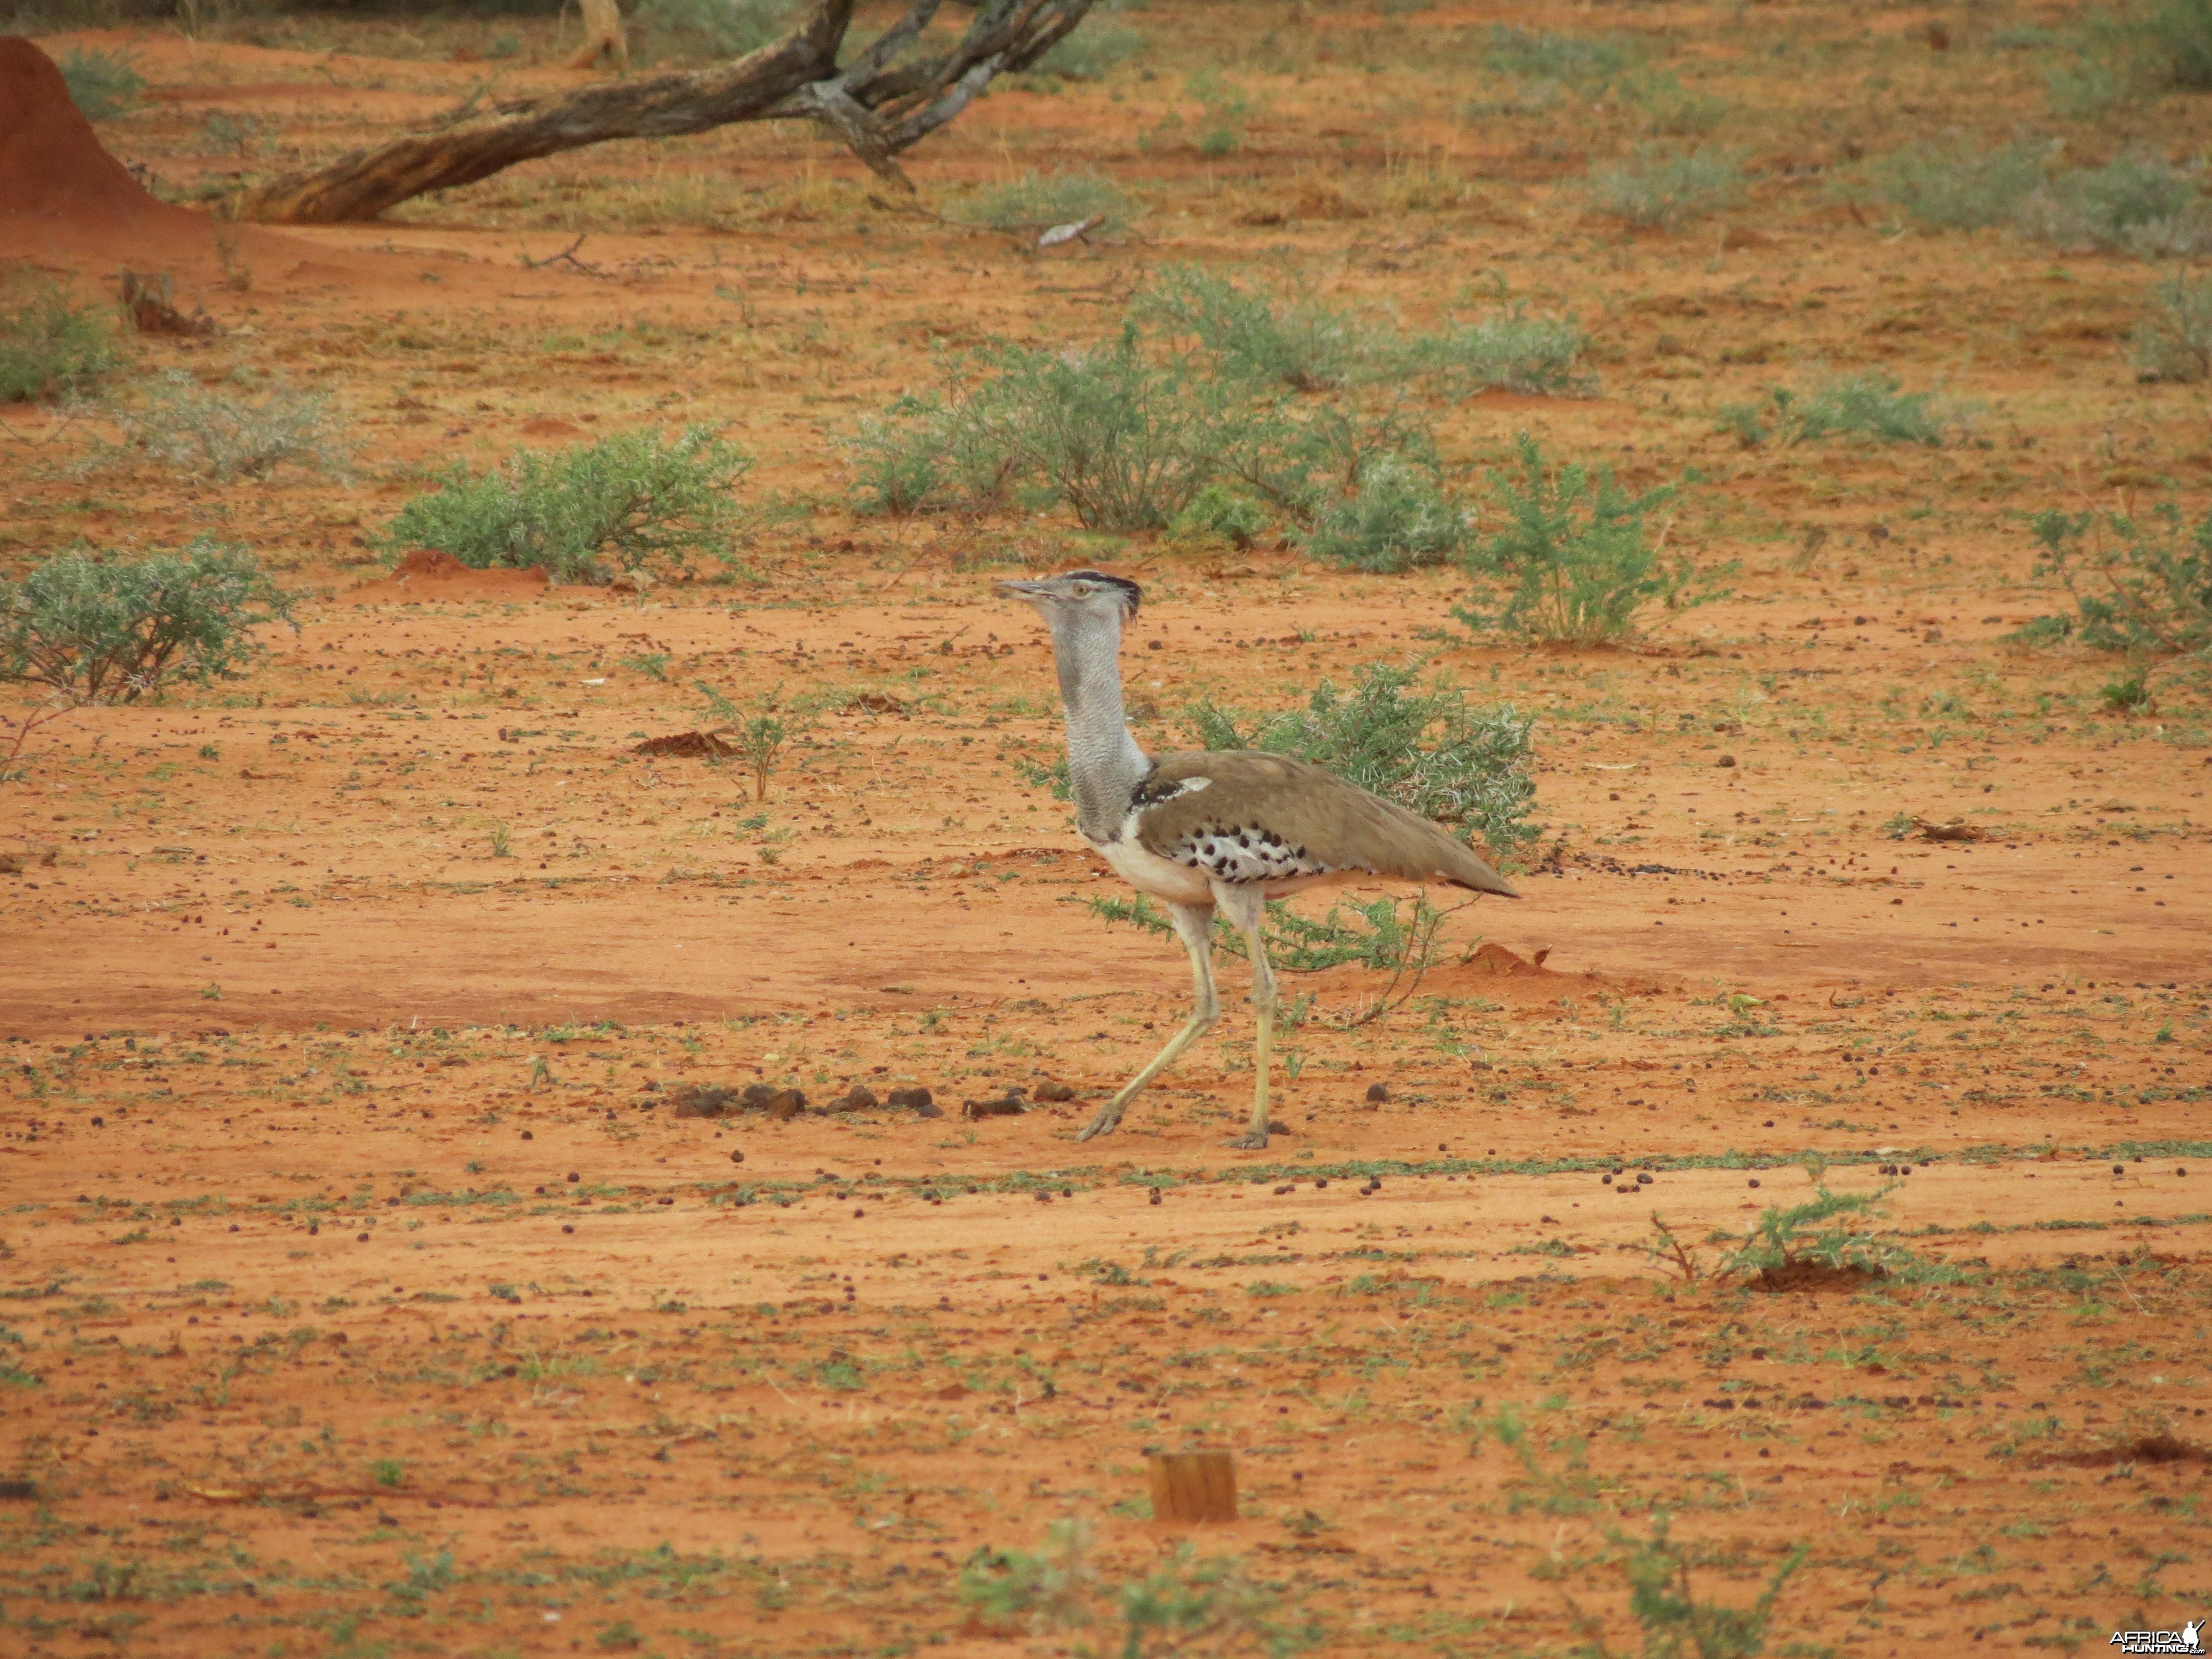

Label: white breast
[1089,808,1215,907]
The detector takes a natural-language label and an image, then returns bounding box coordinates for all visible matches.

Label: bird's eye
[1073,583,1093,595]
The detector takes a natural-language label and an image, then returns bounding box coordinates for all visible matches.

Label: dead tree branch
[236,0,1094,225]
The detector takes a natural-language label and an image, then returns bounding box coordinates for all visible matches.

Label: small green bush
[1484,25,1632,85]
[2030,501,2212,655]
[947,169,1130,233]
[1,541,294,705]
[1170,481,1269,547]
[111,369,349,481]
[1186,659,1538,855]
[1870,140,2046,231]
[983,326,1243,531]
[1718,1182,1915,1281]
[2133,272,2212,382]
[1406,309,1591,397]
[0,281,120,403]
[1626,69,1728,135]
[635,0,791,61]
[382,426,749,582]
[59,47,142,121]
[2017,153,2212,257]
[1454,432,1717,645]
[1583,145,1744,226]
[1134,265,1371,392]
[1301,454,1463,573]
[846,360,1024,517]
[1031,22,1144,81]
[1718,370,1958,448]
[2148,0,2212,88]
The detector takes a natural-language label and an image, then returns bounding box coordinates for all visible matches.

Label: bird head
[999,569,1142,628]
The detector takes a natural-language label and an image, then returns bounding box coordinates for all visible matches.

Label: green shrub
[2148,0,2212,88]
[107,370,348,481]
[2133,272,2212,382]
[59,47,142,121]
[1406,309,1591,397]
[2017,153,2212,257]
[695,679,808,801]
[947,169,1130,233]
[382,426,748,582]
[961,1521,1320,1653]
[1133,264,1372,392]
[1,541,294,705]
[1571,1512,1807,1659]
[1185,67,1250,157]
[635,0,791,61]
[2030,502,2212,655]
[1170,480,1269,547]
[1870,139,2047,231]
[1582,145,1744,226]
[1454,432,1717,645]
[0,281,120,403]
[1626,69,1728,135]
[846,361,1025,517]
[980,326,1244,531]
[1717,1181,1911,1281]
[1301,454,1463,573]
[1186,660,1538,855]
[1134,267,1589,398]
[1717,370,1958,448]
[1031,22,1144,81]
[1483,25,1633,85]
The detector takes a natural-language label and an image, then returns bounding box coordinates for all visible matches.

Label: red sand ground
[2,12,2210,1656]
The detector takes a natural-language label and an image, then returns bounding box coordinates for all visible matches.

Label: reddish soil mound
[0,36,324,279]
[634,731,739,758]
[347,548,551,603]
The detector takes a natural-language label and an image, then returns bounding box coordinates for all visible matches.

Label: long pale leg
[1077,901,1218,1141]
[1215,884,1276,1150]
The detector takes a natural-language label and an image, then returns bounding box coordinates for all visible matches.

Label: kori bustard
[1003,569,1519,1149]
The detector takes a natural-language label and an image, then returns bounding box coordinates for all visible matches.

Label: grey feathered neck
[1045,602,1151,844]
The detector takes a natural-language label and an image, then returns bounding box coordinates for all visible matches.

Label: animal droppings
[963,1093,1027,1119]
[1034,1080,1077,1102]
[1364,1082,1391,1103]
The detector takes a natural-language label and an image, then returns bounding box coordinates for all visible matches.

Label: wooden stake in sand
[1147,1451,1238,1525]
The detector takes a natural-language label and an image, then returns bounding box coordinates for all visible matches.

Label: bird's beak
[998,579,1052,602]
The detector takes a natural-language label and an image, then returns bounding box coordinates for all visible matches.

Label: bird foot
[1075,1109,1123,1142]
[1225,1130,1270,1150]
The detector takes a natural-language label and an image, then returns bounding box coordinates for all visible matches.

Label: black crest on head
[1066,568,1142,619]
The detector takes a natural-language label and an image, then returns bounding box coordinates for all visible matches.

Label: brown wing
[1131,751,1519,896]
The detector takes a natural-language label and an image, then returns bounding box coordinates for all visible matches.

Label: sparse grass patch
[380,426,749,582]
[1,541,294,705]
[1583,145,1744,226]
[1718,370,1962,448]
[1454,433,1722,645]
[2017,153,2212,257]
[1028,21,1144,81]
[1484,25,1634,86]
[634,0,791,63]
[1869,139,2046,231]
[946,168,1131,233]
[103,369,349,481]
[2133,272,2212,382]
[59,46,142,121]
[0,280,121,403]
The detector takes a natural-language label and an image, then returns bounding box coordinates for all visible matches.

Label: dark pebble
[1748,1178,1760,1188]
[1636,1173,1653,1185]
[355,1232,369,1243]
[521,1130,533,1140]
[1364,1082,1391,1104]
[562,1223,573,1234]
[1717,755,1736,768]
[1148,1189,1162,1206]
[567,1172,580,1183]
[964,1094,1027,1120]
[887,1085,934,1110]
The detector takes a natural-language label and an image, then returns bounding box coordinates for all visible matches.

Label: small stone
[1748,1178,1760,1188]
[1636,1173,1653,1185]
[831,1084,879,1113]
[730,1150,745,1165]
[672,1085,738,1119]
[521,1129,534,1140]
[562,1223,573,1234]
[1364,1082,1391,1104]
[356,1232,369,1243]
[1717,755,1737,768]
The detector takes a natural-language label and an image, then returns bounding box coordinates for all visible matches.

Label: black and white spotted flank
[1167,822,1328,884]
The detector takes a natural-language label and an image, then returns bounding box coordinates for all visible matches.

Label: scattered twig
[517,235,608,277]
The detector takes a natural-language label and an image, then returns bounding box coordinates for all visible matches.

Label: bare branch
[234,0,1097,226]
